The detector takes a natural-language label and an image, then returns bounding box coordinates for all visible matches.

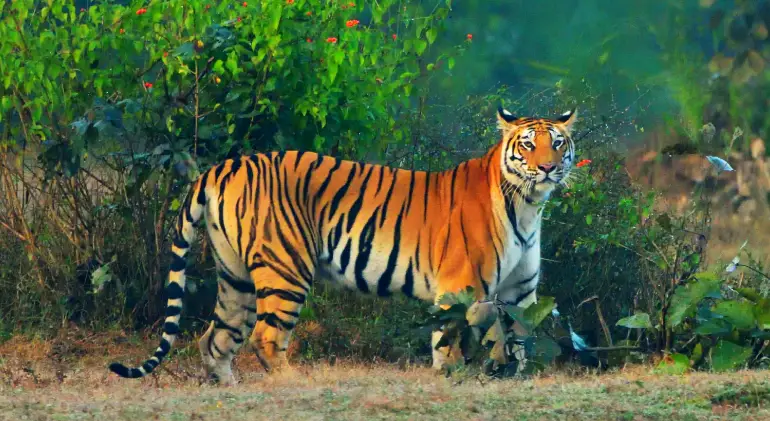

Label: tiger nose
[538,162,557,173]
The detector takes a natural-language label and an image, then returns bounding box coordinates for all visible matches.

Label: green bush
[0,0,459,329]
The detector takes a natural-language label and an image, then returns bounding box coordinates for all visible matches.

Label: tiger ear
[497,106,518,132]
[556,108,578,133]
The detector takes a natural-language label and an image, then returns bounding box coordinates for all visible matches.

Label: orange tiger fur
[108,107,578,384]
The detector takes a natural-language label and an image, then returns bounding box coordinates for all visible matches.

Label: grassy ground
[1,331,770,420]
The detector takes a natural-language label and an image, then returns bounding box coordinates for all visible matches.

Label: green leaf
[91,263,113,294]
[693,318,733,336]
[585,214,593,225]
[616,312,653,329]
[532,336,562,364]
[333,49,345,65]
[668,274,721,328]
[753,299,770,330]
[736,287,762,303]
[426,27,437,44]
[522,296,556,328]
[268,4,282,31]
[712,300,755,330]
[690,343,703,365]
[654,353,690,375]
[710,340,752,372]
[414,39,428,55]
[328,61,339,84]
[500,303,526,323]
[299,305,316,321]
[174,42,194,59]
[437,292,459,306]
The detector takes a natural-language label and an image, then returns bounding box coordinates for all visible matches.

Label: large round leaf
[616,312,653,329]
[711,301,755,330]
[709,340,752,372]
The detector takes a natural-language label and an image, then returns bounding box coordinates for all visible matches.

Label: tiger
[108,107,578,385]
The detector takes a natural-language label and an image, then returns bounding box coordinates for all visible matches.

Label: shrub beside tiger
[423,287,562,377]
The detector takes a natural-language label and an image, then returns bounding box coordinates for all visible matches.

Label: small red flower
[205,4,211,10]
[80,8,86,12]
[242,1,248,6]
[286,0,294,4]
[305,11,312,16]
[392,34,397,40]
[136,8,147,16]
[346,19,359,28]
[466,33,473,41]
[307,38,313,43]
[576,159,592,168]
[163,51,169,58]
[144,82,153,89]
[119,28,125,34]
[326,37,338,43]
[237,16,242,22]
[348,2,355,6]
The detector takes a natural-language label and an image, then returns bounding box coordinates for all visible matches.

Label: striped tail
[108,176,206,379]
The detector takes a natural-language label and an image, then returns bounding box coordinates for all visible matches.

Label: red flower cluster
[467,33,473,41]
[326,37,338,43]
[144,82,153,89]
[286,0,295,4]
[392,34,397,40]
[136,8,147,16]
[346,19,359,28]
[576,159,592,168]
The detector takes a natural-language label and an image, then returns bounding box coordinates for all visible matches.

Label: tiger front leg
[431,329,464,370]
[496,248,542,369]
[430,280,486,371]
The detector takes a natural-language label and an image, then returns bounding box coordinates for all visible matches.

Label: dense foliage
[0,0,457,327]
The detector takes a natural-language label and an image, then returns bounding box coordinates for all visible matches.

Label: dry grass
[1,331,770,420]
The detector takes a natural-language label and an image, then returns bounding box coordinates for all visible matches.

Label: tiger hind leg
[198,261,256,385]
[248,265,308,373]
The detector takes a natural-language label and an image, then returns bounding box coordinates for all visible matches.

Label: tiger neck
[486,147,546,246]
[500,179,545,244]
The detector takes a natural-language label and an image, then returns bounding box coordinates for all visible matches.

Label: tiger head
[496,107,578,200]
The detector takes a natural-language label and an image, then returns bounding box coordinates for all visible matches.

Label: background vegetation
[1,0,769,376]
